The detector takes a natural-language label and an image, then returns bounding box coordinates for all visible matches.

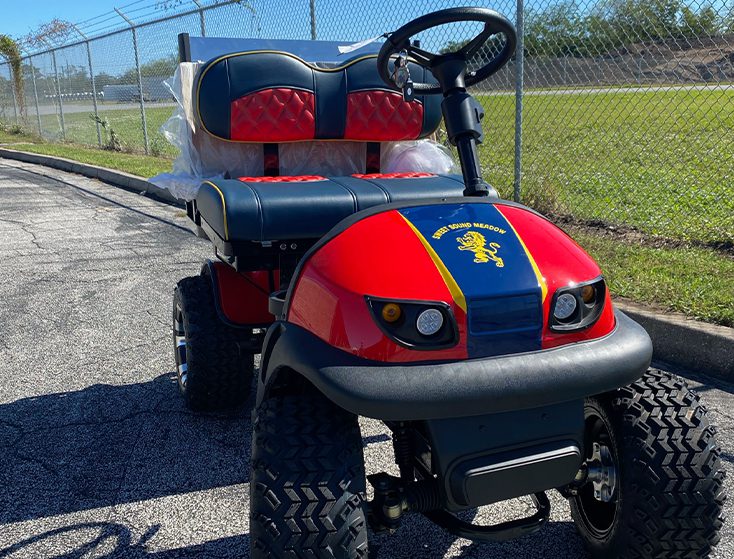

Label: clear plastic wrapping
[382,140,458,175]
[149,63,458,200]
[149,63,262,200]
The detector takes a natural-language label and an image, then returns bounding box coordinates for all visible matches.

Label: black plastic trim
[549,276,606,332]
[450,441,581,507]
[257,309,652,420]
[178,33,191,63]
[365,296,459,350]
[269,290,286,318]
[197,215,317,272]
[422,400,584,510]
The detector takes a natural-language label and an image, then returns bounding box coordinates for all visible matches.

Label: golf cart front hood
[286,199,616,363]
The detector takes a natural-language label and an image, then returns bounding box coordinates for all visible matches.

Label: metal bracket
[367,472,551,543]
[424,492,550,543]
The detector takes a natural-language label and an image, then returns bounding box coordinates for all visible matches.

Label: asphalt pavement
[0,159,731,558]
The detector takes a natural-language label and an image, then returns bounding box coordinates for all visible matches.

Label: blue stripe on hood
[399,203,543,358]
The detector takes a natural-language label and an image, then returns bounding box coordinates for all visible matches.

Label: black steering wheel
[377,7,517,95]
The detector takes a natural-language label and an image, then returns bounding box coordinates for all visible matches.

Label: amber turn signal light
[381,303,402,323]
[581,284,596,304]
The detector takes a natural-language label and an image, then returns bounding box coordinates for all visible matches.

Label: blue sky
[4,0,731,45]
[3,0,508,41]
[1,0,495,71]
[3,0,126,38]
[3,0,729,76]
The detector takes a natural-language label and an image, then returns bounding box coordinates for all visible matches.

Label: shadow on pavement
[652,360,734,396]
[369,513,584,559]
[0,368,591,558]
[0,522,250,558]
[450,520,584,559]
[686,376,734,396]
[0,373,251,525]
[0,519,583,559]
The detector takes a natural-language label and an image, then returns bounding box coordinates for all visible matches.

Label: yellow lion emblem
[456,231,504,267]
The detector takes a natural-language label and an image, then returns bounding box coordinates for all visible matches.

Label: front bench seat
[197,173,466,242]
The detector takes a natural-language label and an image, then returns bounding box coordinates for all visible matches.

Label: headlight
[367,297,458,349]
[416,308,444,336]
[553,293,578,321]
[549,277,606,332]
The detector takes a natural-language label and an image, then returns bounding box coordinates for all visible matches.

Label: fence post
[192,0,206,36]
[48,47,66,140]
[309,0,317,40]
[513,0,524,203]
[87,42,102,146]
[71,24,102,147]
[26,54,43,135]
[116,8,150,155]
[10,76,19,125]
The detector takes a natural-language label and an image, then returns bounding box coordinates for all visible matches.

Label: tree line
[524,0,733,58]
[0,54,179,98]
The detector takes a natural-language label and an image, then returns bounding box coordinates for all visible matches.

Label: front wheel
[570,369,725,558]
[250,384,369,558]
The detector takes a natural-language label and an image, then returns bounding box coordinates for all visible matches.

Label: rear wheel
[172,274,255,411]
[250,384,369,558]
[570,369,725,558]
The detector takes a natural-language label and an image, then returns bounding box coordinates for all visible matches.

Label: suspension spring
[405,478,443,513]
[392,423,414,481]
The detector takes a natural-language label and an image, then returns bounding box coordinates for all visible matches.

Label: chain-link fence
[0,0,732,245]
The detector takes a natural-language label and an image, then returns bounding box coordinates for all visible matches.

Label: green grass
[570,227,734,327]
[477,88,734,245]
[0,126,40,144]
[5,142,171,178]
[37,104,177,157]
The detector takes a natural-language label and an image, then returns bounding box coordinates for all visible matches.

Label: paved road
[0,160,731,558]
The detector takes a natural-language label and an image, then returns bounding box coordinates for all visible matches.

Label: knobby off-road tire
[172,274,255,411]
[571,369,725,558]
[250,385,369,558]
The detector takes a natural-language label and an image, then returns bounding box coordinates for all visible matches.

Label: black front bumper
[259,310,652,420]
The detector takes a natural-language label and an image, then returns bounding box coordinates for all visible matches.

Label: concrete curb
[0,147,182,206]
[1,146,732,381]
[616,299,733,382]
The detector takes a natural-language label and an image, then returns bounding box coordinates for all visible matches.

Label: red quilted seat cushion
[238,175,326,182]
[230,88,316,142]
[345,91,423,141]
[351,172,436,179]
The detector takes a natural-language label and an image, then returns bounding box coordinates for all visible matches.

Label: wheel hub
[173,304,188,387]
[587,442,617,502]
